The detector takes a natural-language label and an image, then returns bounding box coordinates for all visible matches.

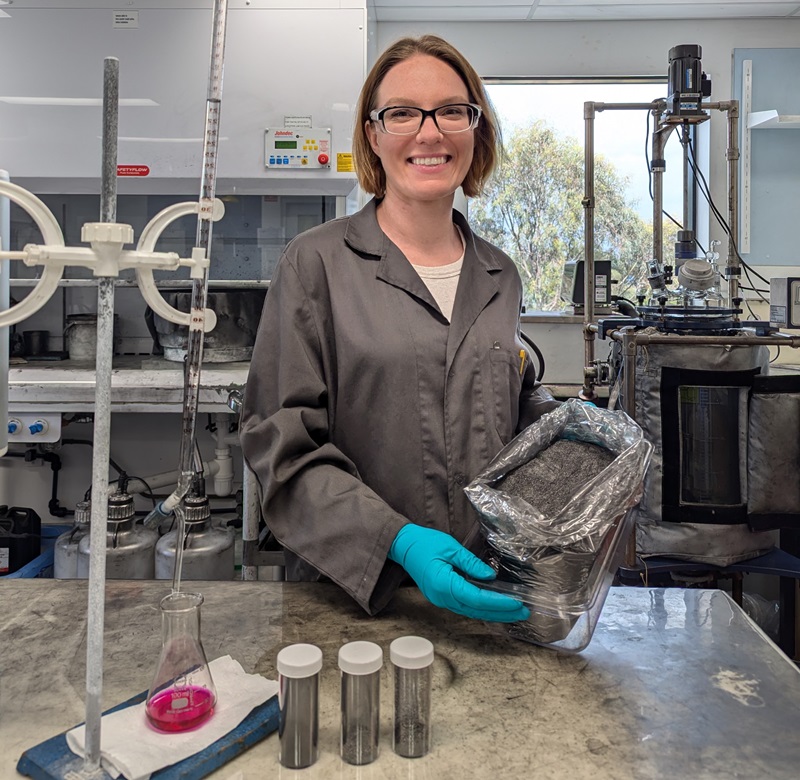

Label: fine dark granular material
[495,438,616,517]
[393,719,429,758]
[341,725,379,765]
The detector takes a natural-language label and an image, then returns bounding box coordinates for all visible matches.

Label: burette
[167,0,230,594]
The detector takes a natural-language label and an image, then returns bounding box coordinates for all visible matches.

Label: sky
[486,82,685,221]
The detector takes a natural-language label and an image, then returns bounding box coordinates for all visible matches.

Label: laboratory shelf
[747,110,800,129]
[8,356,248,413]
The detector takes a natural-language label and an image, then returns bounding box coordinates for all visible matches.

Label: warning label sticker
[337,153,354,173]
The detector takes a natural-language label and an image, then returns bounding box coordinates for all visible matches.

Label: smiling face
[366,54,475,209]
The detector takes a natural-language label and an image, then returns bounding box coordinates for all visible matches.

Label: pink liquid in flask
[146,685,215,732]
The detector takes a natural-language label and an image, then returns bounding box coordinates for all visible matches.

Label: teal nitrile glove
[388,524,530,623]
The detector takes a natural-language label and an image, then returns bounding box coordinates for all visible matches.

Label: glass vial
[145,591,217,732]
[390,636,433,758]
[338,641,383,765]
[277,643,322,769]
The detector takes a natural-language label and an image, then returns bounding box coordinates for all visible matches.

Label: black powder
[495,438,616,516]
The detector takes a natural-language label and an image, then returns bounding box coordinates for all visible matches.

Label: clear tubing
[177,0,229,480]
[171,502,187,594]
[279,673,320,768]
[393,665,431,758]
[340,669,380,765]
[84,56,119,771]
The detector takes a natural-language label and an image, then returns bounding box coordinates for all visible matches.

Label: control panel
[265,127,331,169]
[770,277,800,329]
[7,413,62,444]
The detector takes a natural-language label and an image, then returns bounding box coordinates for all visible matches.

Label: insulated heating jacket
[240,199,558,614]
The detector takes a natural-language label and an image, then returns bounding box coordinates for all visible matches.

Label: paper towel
[67,655,278,780]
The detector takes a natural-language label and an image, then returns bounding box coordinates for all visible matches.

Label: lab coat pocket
[489,348,523,444]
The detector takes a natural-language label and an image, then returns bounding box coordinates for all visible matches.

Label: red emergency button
[317,153,329,166]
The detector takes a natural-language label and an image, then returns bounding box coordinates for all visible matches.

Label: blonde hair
[352,35,500,199]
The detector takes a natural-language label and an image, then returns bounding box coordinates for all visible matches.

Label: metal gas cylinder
[54,500,91,579]
[77,491,158,579]
[155,492,235,581]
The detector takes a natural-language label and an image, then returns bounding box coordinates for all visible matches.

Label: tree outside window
[471,82,686,312]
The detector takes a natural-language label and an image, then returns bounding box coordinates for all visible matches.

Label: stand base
[16,691,279,780]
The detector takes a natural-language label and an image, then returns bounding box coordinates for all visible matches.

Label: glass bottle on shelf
[145,591,217,732]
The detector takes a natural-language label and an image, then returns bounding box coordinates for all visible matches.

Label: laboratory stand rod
[1,170,10,458]
[621,329,638,567]
[725,101,741,307]
[581,101,596,400]
[84,56,119,771]
[242,463,260,581]
[683,131,691,232]
[651,121,673,266]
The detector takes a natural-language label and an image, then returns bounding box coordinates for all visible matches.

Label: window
[471,80,689,312]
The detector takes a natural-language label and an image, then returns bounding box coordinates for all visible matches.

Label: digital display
[274,140,297,149]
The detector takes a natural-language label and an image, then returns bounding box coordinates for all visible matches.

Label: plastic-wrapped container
[464,400,652,653]
[475,510,634,653]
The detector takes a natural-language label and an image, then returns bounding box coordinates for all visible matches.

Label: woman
[240,35,558,620]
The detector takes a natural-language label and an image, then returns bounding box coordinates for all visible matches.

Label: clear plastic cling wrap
[464,398,653,597]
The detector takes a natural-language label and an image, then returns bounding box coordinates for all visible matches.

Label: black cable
[644,111,681,225]
[124,475,158,508]
[645,113,705,254]
[742,298,759,320]
[739,284,770,295]
[770,346,781,364]
[686,146,768,306]
[519,331,546,382]
[673,130,709,257]
[62,438,125,476]
[685,136,771,294]
[611,295,638,317]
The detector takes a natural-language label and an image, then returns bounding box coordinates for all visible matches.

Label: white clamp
[0,180,225,330]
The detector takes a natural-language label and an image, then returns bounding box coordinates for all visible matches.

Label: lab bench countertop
[1,581,799,780]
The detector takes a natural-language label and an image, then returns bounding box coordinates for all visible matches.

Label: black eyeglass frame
[369,103,483,135]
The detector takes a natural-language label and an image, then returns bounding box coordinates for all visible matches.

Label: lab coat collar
[343,198,503,273]
[344,198,504,369]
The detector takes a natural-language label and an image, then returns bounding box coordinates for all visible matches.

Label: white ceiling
[368,0,800,23]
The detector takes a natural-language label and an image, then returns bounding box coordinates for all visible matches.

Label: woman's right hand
[388,524,530,622]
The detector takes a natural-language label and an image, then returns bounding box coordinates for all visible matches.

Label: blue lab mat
[16,691,280,780]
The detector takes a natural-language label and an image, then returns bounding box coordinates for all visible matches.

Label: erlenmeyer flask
[145,591,217,732]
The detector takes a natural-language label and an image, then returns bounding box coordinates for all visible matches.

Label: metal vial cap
[184,493,211,524]
[107,492,134,521]
[74,500,92,525]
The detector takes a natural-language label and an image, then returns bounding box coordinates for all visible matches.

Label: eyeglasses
[369,103,482,135]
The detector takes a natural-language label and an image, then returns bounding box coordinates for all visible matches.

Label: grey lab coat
[240,199,558,614]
